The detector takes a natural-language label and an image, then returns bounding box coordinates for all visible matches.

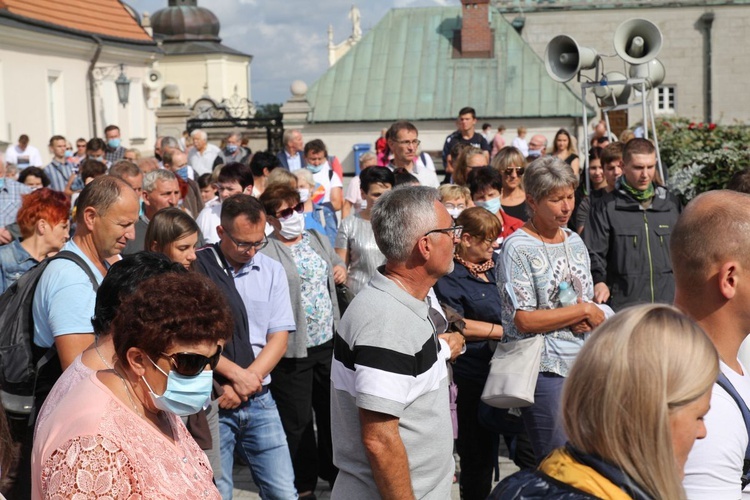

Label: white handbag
[481,335,544,409]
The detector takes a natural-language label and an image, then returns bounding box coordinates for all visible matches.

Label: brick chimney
[457,0,493,59]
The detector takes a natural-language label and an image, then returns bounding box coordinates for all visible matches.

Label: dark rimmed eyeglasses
[224,230,268,252]
[504,167,525,176]
[424,225,463,239]
[160,345,223,376]
[275,202,304,220]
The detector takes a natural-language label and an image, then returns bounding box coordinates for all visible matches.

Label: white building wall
[510,5,750,125]
[0,24,159,163]
[157,54,250,107]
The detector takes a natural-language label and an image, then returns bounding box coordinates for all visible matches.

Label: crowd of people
[0,108,748,500]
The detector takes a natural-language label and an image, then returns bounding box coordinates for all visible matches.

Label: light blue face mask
[225,144,238,154]
[175,165,190,181]
[107,138,121,149]
[142,357,213,416]
[64,150,74,158]
[0,178,5,189]
[475,196,502,215]
[307,163,323,174]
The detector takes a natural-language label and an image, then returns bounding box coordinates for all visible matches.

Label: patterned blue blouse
[499,228,594,377]
[289,232,334,348]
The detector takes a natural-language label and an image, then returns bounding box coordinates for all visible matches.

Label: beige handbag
[481,335,544,409]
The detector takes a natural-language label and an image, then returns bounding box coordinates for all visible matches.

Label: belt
[251,385,269,398]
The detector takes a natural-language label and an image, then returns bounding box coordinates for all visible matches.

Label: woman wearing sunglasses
[33,272,232,499]
[491,146,529,222]
[259,184,347,498]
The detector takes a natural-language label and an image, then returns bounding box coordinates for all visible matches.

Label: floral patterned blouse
[290,232,334,348]
[499,228,594,377]
[33,373,218,499]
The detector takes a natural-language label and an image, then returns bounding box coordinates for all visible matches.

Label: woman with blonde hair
[452,146,490,187]
[492,304,718,499]
[550,128,580,176]
[491,146,528,221]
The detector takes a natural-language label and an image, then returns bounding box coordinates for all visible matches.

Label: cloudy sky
[128,0,457,104]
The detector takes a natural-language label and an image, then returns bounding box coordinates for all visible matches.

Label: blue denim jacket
[303,203,338,247]
[0,239,38,293]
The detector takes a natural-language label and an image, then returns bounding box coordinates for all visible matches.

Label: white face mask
[359,199,368,211]
[447,207,463,219]
[298,188,310,203]
[279,211,305,239]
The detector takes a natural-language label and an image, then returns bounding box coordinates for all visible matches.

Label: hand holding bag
[481,335,544,409]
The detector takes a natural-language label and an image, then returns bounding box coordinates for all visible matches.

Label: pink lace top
[35,354,94,438]
[32,372,219,499]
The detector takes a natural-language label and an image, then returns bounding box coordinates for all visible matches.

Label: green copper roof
[306,6,587,123]
[499,0,750,13]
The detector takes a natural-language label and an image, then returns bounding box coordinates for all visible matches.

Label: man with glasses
[331,186,465,499]
[196,162,255,244]
[387,121,439,188]
[194,194,297,500]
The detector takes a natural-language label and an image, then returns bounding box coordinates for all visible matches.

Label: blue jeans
[520,372,567,464]
[216,390,298,499]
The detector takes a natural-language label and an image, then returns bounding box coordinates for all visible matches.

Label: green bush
[656,118,750,203]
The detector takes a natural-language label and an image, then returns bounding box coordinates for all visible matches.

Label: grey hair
[282,129,300,146]
[292,168,314,187]
[190,129,207,141]
[227,130,242,141]
[371,185,439,263]
[523,156,578,213]
[359,152,377,165]
[143,169,178,193]
[161,136,181,151]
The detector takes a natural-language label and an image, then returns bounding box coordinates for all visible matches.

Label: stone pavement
[231,451,520,499]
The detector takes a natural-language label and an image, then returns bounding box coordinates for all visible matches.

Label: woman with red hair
[0,188,70,292]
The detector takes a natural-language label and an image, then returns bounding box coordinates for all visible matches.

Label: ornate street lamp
[115,64,131,107]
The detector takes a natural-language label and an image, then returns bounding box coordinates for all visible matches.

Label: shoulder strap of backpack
[717,372,750,488]
[420,152,427,166]
[48,250,100,292]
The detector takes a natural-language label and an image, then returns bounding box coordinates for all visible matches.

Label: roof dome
[151,0,220,42]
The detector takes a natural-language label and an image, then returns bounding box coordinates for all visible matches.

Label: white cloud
[128,0,459,103]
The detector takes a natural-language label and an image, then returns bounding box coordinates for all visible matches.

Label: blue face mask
[475,196,502,215]
[142,357,213,416]
[0,178,4,189]
[225,144,238,154]
[107,138,121,149]
[64,150,74,158]
[175,165,190,181]
[88,155,104,163]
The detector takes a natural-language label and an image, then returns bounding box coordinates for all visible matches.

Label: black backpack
[0,250,98,416]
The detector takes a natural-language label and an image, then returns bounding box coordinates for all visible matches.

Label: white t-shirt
[311,163,343,205]
[683,360,750,499]
[5,144,43,168]
[196,203,222,244]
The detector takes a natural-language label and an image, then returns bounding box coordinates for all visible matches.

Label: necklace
[530,218,573,289]
[388,274,410,294]
[113,363,143,417]
[94,336,112,369]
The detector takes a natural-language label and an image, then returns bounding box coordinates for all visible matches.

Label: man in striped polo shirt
[331,186,463,499]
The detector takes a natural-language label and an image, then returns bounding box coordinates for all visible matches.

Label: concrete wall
[0,24,159,164]
[510,5,750,126]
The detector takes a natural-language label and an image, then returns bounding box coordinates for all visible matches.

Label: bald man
[675,190,750,498]
[526,134,547,160]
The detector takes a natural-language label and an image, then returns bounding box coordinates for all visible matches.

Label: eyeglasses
[394,139,421,147]
[504,167,525,176]
[160,345,223,376]
[224,230,268,252]
[470,164,490,169]
[276,202,304,220]
[443,203,466,210]
[424,225,463,239]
